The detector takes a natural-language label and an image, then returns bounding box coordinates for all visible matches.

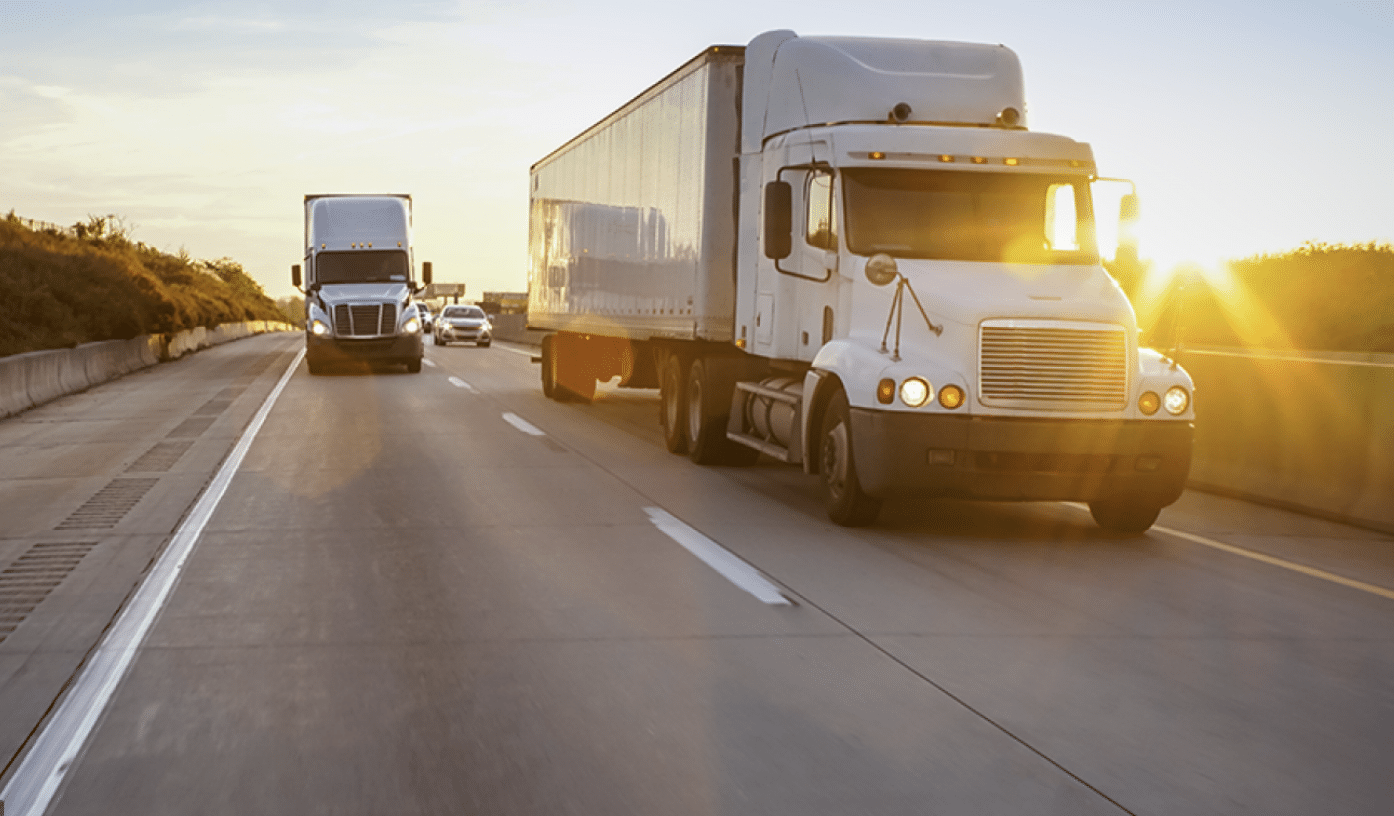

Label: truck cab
[291,194,431,375]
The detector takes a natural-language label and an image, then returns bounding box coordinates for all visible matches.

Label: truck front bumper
[849,410,1192,505]
[306,332,423,365]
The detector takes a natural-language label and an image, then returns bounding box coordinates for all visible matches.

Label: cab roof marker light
[870,151,886,160]
[971,156,988,165]
[938,154,954,163]
[1004,158,1020,166]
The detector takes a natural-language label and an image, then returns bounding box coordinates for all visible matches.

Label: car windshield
[842,169,1098,265]
[444,307,484,319]
[315,250,410,285]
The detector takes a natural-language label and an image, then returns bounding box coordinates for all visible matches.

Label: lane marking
[1153,524,1394,601]
[502,412,545,436]
[495,344,536,357]
[644,508,791,606]
[423,358,438,368]
[448,376,477,392]
[0,347,306,816]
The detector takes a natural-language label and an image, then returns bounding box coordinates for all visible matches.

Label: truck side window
[806,170,837,250]
[1045,183,1080,251]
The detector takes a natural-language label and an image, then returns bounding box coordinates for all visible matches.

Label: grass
[1,213,286,357]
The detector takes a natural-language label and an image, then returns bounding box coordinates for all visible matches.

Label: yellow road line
[1153,525,1394,601]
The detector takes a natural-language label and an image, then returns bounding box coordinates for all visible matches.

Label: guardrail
[1180,346,1394,535]
[0,322,295,419]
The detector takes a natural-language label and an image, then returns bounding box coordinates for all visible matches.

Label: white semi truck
[527,30,1194,531]
[291,194,431,374]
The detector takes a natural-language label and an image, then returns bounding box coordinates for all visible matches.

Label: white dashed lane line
[645,508,791,606]
[448,377,477,392]
[502,412,546,436]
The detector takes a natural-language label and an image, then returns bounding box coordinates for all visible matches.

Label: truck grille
[979,321,1127,410]
[333,304,397,337]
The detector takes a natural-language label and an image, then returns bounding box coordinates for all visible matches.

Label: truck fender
[801,368,837,475]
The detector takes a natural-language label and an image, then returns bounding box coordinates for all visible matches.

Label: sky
[2,0,1391,302]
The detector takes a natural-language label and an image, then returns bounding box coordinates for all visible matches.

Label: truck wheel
[687,358,759,466]
[433,334,442,346]
[1089,497,1162,534]
[307,358,324,376]
[406,358,422,374]
[544,334,593,402]
[820,390,882,527]
[659,353,688,454]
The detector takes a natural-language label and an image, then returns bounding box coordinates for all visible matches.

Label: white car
[433,305,492,347]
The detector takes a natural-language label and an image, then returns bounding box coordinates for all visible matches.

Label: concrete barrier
[489,313,548,346]
[1180,347,1394,534]
[1,322,293,419]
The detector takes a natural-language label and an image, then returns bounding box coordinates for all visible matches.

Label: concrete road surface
[1,334,1391,815]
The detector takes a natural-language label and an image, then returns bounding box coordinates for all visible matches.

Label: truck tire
[659,353,688,454]
[307,358,324,376]
[406,358,422,374]
[687,358,759,466]
[544,334,594,402]
[820,390,882,527]
[1088,497,1162,534]
[433,333,443,346]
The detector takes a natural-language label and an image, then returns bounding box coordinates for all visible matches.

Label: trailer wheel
[660,353,688,454]
[406,358,422,374]
[820,390,882,527]
[687,358,759,466]
[1088,497,1162,534]
[540,335,557,398]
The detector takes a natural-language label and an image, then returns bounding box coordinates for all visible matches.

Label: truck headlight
[899,377,931,408]
[403,317,421,334]
[1164,386,1190,415]
[938,384,965,410]
[311,319,330,336]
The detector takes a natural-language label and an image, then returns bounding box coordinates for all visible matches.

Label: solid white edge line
[1152,525,1394,601]
[501,412,545,436]
[0,346,306,816]
[644,508,790,606]
[1064,502,1394,601]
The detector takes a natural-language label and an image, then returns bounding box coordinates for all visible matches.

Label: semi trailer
[292,194,432,374]
[527,30,1194,530]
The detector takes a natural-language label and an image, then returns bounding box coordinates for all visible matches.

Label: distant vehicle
[433,305,492,347]
[416,302,434,331]
[528,31,1194,531]
[291,193,432,374]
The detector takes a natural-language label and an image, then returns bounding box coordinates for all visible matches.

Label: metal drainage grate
[55,478,159,530]
[166,416,217,438]
[0,541,98,643]
[126,439,196,473]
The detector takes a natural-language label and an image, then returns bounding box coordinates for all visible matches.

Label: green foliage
[1,213,283,357]
[1112,242,1394,354]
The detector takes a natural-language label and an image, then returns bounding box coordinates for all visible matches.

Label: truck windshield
[842,169,1098,265]
[315,251,410,285]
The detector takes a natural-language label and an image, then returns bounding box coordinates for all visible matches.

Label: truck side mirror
[422,261,433,286]
[763,181,792,260]
[291,264,302,289]
[1116,193,1140,267]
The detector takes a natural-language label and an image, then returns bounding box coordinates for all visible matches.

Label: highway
[2,333,1391,815]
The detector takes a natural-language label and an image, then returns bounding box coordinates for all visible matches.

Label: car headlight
[311,319,330,336]
[403,317,421,334]
[899,377,932,408]
[1164,386,1190,416]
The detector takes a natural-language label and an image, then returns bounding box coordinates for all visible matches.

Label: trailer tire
[687,358,759,466]
[820,390,882,527]
[406,358,422,374]
[660,353,688,455]
[1088,497,1162,534]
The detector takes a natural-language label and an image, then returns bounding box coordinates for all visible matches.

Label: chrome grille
[333,304,397,337]
[979,321,1128,409]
